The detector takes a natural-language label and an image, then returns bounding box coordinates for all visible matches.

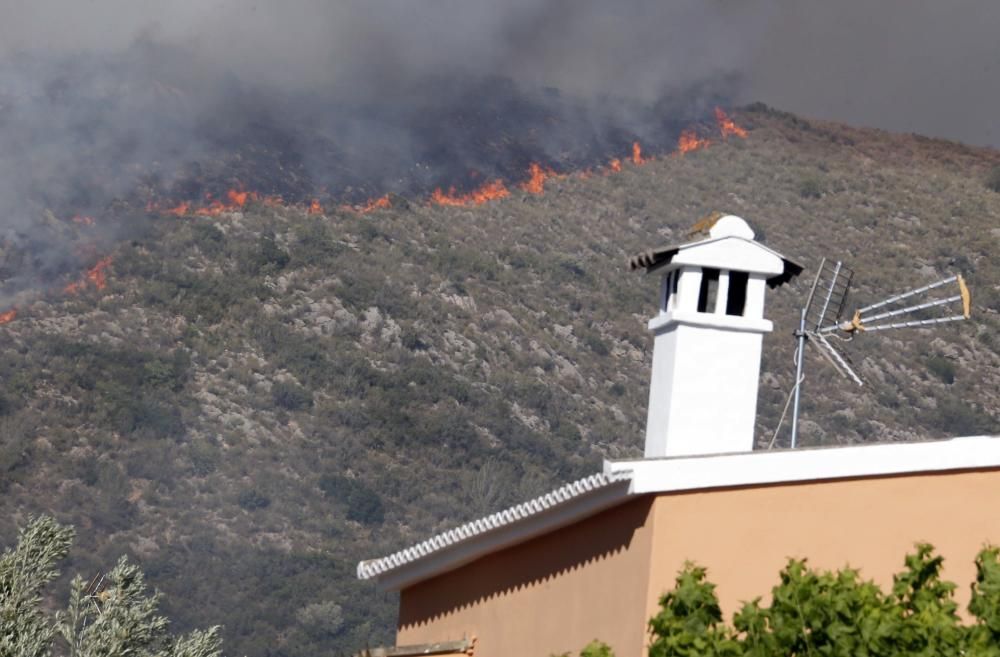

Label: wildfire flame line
[341,195,392,214]
[520,163,557,195]
[715,107,748,139]
[64,256,113,295]
[1,109,749,328]
[140,108,746,216]
[676,130,712,155]
[632,142,646,165]
[146,188,290,217]
[430,179,510,207]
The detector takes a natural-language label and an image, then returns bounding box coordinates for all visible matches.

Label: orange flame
[308,199,323,215]
[355,195,392,213]
[147,187,255,217]
[431,179,510,206]
[0,308,16,324]
[71,214,96,226]
[608,158,622,173]
[340,195,391,213]
[64,256,113,295]
[677,130,711,155]
[163,202,190,216]
[521,163,555,194]
[714,107,748,139]
[631,142,647,165]
[227,189,252,207]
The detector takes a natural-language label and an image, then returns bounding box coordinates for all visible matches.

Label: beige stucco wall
[397,496,658,657]
[643,468,1000,623]
[397,467,1000,657]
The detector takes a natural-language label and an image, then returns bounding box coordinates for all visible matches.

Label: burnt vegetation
[0,106,999,656]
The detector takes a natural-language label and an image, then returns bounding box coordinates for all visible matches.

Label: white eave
[358,435,1000,591]
[357,471,634,591]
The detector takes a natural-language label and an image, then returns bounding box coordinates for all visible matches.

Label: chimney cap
[709,215,755,240]
[627,217,804,288]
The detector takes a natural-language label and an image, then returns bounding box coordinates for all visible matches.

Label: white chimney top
[709,214,756,240]
[629,215,801,457]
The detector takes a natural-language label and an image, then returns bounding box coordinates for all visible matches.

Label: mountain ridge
[1,105,999,656]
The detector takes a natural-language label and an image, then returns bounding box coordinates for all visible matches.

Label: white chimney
[629,215,801,457]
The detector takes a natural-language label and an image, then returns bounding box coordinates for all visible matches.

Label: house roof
[358,435,1000,591]
[357,471,633,591]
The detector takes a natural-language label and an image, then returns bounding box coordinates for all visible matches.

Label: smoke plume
[0,0,996,299]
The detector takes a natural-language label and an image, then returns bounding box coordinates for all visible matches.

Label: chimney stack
[629,215,801,457]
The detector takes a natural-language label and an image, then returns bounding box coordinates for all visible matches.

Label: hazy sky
[0,0,998,146]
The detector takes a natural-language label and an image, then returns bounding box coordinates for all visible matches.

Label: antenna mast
[790,258,854,447]
[785,259,970,448]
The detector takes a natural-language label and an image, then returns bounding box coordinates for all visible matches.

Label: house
[356,216,1000,657]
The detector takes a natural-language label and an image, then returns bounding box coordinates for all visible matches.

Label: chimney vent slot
[726,270,750,316]
[697,268,720,313]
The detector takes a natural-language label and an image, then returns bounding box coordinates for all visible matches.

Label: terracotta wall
[644,468,1000,621]
[397,497,658,657]
[397,468,1000,657]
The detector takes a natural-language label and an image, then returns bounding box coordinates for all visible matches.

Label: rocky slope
[1,105,998,656]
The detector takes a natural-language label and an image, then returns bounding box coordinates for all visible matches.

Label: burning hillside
[0,45,744,316]
[0,101,746,324]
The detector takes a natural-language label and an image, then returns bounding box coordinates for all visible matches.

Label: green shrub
[581,330,610,356]
[318,475,385,525]
[929,396,997,435]
[191,223,226,256]
[926,355,956,384]
[272,380,314,410]
[555,640,616,657]
[238,488,271,511]
[237,233,290,276]
[291,222,346,266]
[798,176,824,199]
[986,166,1000,193]
[642,544,1000,657]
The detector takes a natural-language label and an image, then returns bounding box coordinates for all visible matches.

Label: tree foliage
[646,544,1000,657]
[0,516,223,657]
[577,545,1000,657]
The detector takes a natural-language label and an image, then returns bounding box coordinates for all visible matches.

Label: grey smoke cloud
[744,0,1000,148]
[1,0,996,145]
[0,1,765,97]
[0,0,997,303]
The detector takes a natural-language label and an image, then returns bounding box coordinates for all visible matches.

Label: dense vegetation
[1,106,999,655]
[1,516,222,657]
[577,543,1000,657]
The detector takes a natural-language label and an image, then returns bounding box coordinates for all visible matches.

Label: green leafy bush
[271,380,314,410]
[318,475,385,524]
[237,488,271,511]
[645,543,1000,657]
[555,640,617,657]
[926,354,956,384]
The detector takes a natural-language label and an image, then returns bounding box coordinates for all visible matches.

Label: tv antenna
[777,257,972,448]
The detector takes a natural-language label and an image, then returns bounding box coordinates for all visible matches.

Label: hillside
[1,105,999,656]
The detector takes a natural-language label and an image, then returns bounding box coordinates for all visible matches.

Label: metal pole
[790,308,807,449]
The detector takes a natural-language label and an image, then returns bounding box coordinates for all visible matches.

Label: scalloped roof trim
[357,470,632,581]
